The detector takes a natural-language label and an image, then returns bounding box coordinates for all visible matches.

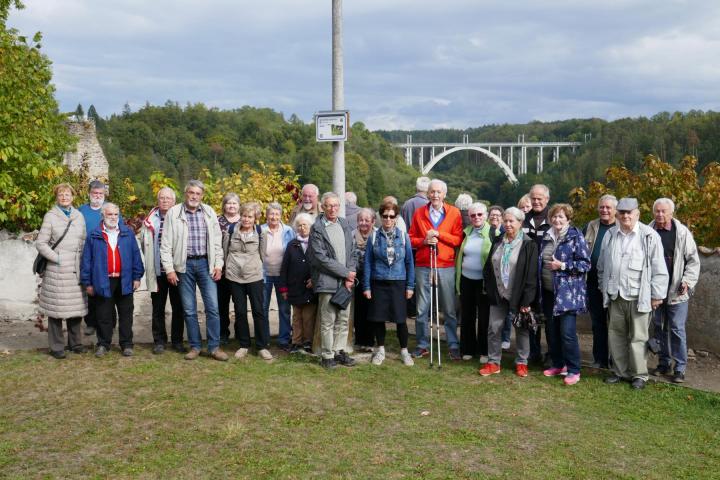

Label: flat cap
[616,197,639,211]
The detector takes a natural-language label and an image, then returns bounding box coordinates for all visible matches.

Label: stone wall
[63,119,109,182]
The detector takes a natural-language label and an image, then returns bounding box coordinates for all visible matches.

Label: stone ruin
[63,119,109,183]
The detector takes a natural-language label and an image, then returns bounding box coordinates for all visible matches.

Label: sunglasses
[381,214,396,219]
[469,213,484,218]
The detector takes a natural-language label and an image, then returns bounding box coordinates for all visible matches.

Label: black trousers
[84,295,98,329]
[218,277,235,340]
[229,280,268,349]
[459,276,490,357]
[373,322,409,349]
[151,275,185,346]
[96,277,134,349]
[353,284,373,347]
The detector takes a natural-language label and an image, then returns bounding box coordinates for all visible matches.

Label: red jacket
[409,203,463,268]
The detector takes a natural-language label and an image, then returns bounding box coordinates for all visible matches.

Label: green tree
[87,104,100,124]
[74,103,84,121]
[0,0,76,231]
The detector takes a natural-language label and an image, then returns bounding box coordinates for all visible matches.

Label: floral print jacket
[538,226,591,316]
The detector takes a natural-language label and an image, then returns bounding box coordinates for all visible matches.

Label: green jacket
[455,223,492,294]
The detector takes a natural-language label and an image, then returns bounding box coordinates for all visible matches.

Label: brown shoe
[184,348,201,360]
[210,348,229,362]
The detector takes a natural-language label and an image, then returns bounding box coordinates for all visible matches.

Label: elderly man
[409,179,464,360]
[308,192,357,369]
[648,198,700,383]
[81,203,144,357]
[583,194,618,368]
[401,176,430,230]
[523,184,552,364]
[598,197,668,389]
[160,180,228,361]
[344,191,360,230]
[290,184,322,223]
[140,187,187,354]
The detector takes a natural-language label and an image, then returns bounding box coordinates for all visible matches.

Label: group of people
[36,176,701,388]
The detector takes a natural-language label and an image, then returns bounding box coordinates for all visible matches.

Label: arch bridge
[394,135,584,184]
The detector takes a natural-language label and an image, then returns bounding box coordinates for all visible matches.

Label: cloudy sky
[8,0,720,130]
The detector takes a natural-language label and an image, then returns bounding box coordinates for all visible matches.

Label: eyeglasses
[469,213,484,218]
[381,214,396,219]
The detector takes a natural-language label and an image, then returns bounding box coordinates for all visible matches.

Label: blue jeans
[263,276,292,345]
[653,301,689,373]
[542,290,581,374]
[415,266,459,350]
[178,258,220,352]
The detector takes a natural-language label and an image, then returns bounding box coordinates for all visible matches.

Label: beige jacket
[223,228,266,284]
[36,206,88,319]
[648,218,701,304]
[159,203,223,274]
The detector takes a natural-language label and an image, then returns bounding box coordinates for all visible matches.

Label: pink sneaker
[543,366,568,377]
[563,373,581,385]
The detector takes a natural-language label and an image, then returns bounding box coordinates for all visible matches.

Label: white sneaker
[462,355,473,361]
[371,349,385,366]
[501,341,511,350]
[258,349,273,361]
[234,348,249,359]
[479,355,489,364]
[400,349,414,366]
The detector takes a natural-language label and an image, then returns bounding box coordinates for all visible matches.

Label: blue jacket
[538,226,591,315]
[363,227,415,292]
[81,223,144,298]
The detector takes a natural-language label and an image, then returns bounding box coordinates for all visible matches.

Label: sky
[8,0,720,131]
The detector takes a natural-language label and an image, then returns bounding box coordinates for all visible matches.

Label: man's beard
[303,202,314,211]
[90,198,104,208]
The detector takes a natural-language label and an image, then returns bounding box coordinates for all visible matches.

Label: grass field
[1,343,719,479]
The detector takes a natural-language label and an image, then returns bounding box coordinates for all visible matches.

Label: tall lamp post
[332,0,345,216]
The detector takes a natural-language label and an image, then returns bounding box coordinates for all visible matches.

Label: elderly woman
[455,202,492,363]
[36,183,88,359]
[352,207,376,352]
[217,192,241,344]
[480,207,538,377]
[261,202,295,351]
[224,203,272,360]
[363,201,415,366]
[539,204,590,385]
[279,213,317,353]
[488,205,509,347]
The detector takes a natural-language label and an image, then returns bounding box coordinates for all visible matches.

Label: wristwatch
[561,262,566,271]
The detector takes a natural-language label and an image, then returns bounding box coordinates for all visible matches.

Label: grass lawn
[1,343,719,479]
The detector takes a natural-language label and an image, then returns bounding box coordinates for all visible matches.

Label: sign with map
[315,110,349,142]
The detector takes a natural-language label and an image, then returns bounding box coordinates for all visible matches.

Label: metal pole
[332,0,345,216]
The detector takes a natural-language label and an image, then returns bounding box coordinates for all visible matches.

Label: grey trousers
[608,297,651,381]
[47,317,83,353]
[318,292,350,360]
[488,301,530,365]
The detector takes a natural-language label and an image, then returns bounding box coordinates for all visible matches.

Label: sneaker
[371,349,385,366]
[479,363,501,376]
[50,350,66,359]
[631,378,646,390]
[171,343,189,354]
[672,372,686,383]
[152,344,165,355]
[210,349,229,361]
[501,341,511,350]
[234,348,249,359]
[71,345,87,354]
[334,350,356,367]
[258,349,273,361]
[449,348,461,361]
[515,364,529,377]
[564,373,581,385]
[289,344,300,354]
[462,354,473,361]
[302,341,313,353]
[479,355,489,364]
[122,347,134,357]
[184,348,201,360]
[400,349,414,366]
[95,345,108,358]
[320,357,337,370]
[543,366,568,377]
[84,326,96,336]
[412,347,429,358]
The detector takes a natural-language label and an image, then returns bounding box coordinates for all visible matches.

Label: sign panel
[315,110,349,142]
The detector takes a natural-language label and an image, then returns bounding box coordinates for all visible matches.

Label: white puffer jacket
[36,206,88,319]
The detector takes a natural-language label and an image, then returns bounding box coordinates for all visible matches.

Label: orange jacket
[409,203,463,268]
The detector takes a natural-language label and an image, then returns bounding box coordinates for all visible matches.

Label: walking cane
[429,244,442,369]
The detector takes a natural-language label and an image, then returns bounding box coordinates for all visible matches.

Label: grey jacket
[648,218,701,305]
[597,222,669,313]
[308,215,356,294]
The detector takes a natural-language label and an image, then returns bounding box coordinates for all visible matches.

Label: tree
[87,104,100,123]
[74,103,84,121]
[0,0,77,231]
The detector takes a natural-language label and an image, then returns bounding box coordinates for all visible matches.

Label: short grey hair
[302,184,320,195]
[357,207,374,220]
[292,212,313,230]
[598,194,618,208]
[468,202,488,214]
[101,202,119,216]
[530,184,550,199]
[429,179,448,194]
[185,179,205,192]
[266,201,283,216]
[221,192,240,213]
[653,197,675,213]
[416,176,431,193]
[455,193,473,210]
[504,206,525,223]
[345,191,357,204]
[88,180,106,192]
[157,187,176,201]
[321,192,339,205]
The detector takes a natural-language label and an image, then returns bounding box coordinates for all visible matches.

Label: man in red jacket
[409,179,464,359]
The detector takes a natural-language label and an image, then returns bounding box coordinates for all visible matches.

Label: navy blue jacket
[81,223,144,298]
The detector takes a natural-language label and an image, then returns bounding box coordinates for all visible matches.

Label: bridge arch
[422,146,518,184]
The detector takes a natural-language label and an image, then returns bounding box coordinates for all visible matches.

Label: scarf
[57,205,72,217]
[296,234,309,253]
[382,227,397,266]
[501,230,523,288]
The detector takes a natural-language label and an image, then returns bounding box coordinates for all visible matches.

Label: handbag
[33,219,74,275]
[511,309,542,333]
[329,284,353,310]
